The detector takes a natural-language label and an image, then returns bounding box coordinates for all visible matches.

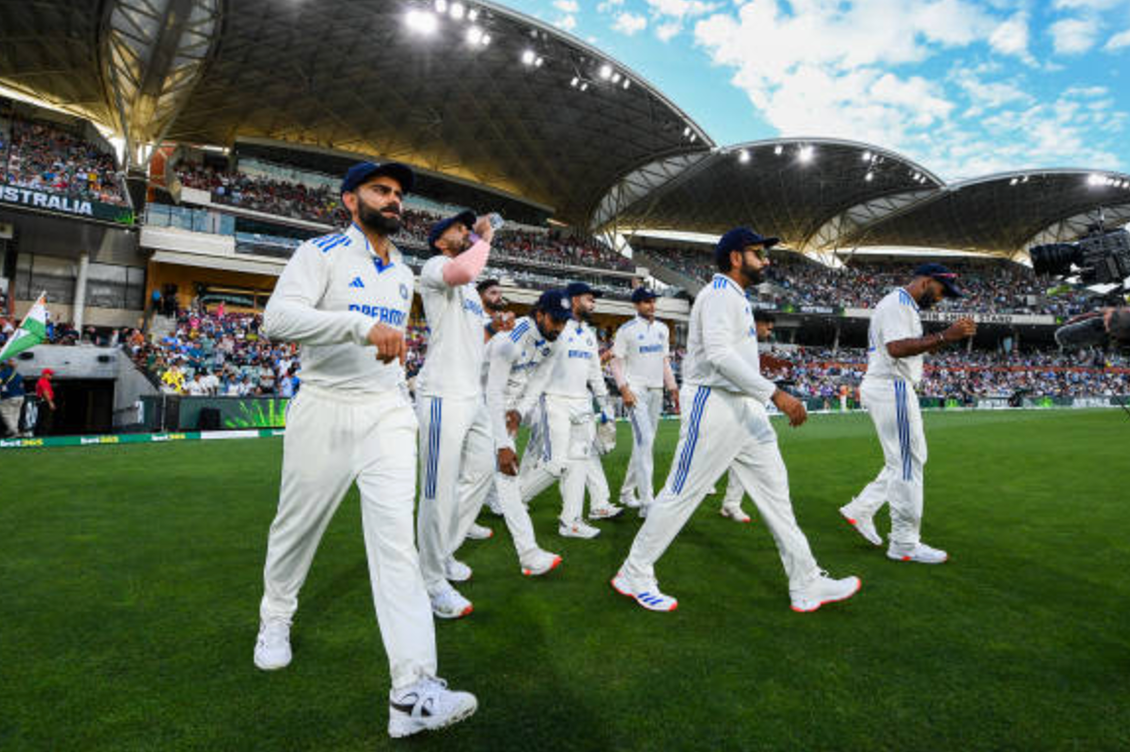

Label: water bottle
[487,212,504,232]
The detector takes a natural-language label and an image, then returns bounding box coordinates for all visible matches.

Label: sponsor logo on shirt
[568,350,593,359]
[639,344,663,354]
[349,304,406,326]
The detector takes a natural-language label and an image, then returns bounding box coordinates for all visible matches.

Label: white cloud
[1105,28,1130,50]
[656,21,682,41]
[613,11,648,35]
[554,0,580,12]
[554,14,578,31]
[596,0,624,12]
[988,12,1034,64]
[646,0,719,19]
[1049,17,1101,54]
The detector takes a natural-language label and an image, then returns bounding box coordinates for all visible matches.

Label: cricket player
[473,278,513,526]
[484,289,574,575]
[838,264,976,563]
[516,281,618,538]
[719,311,788,523]
[611,287,680,518]
[612,228,861,613]
[253,161,475,738]
[416,210,498,619]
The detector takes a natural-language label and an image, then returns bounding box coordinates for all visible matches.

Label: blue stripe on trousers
[672,386,710,494]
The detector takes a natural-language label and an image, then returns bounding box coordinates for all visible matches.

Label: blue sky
[500,0,1130,181]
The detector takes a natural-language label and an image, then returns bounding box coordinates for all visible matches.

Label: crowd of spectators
[2,118,127,205]
[649,247,1093,317]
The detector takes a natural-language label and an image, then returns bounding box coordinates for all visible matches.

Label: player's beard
[915,289,937,310]
[358,198,401,236]
[536,318,561,341]
[737,258,763,287]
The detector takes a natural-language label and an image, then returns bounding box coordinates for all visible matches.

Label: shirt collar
[712,273,745,298]
[348,222,401,269]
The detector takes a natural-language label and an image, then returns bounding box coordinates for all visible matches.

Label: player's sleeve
[262,243,371,346]
[486,335,519,450]
[419,255,450,292]
[611,326,628,359]
[587,337,609,401]
[700,292,777,405]
[662,324,671,358]
[514,343,558,419]
[880,299,918,350]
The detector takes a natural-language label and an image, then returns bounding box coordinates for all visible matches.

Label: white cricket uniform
[612,316,670,506]
[484,317,560,557]
[258,222,434,690]
[414,254,496,592]
[517,320,609,525]
[844,287,927,547]
[621,274,821,590]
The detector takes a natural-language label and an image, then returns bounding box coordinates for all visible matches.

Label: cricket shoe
[790,571,862,613]
[839,504,882,546]
[559,519,601,539]
[589,503,624,520]
[720,505,752,523]
[465,523,494,541]
[520,549,563,577]
[444,557,472,582]
[620,491,641,509]
[610,571,678,612]
[429,583,473,619]
[887,542,948,564]
[388,676,478,738]
[253,620,292,671]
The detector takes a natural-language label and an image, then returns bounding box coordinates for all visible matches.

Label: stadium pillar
[73,252,90,332]
[833,321,841,353]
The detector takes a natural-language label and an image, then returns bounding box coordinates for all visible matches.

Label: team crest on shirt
[399,283,409,300]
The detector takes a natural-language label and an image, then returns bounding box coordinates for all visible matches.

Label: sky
[499,0,1130,182]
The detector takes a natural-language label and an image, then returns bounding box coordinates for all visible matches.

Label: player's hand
[772,389,807,427]
[620,385,637,408]
[472,215,495,245]
[367,323,406,364]
[942,317,977,342]
[668,388,680,414]
[505,409,521,435]
[497,447,519,476]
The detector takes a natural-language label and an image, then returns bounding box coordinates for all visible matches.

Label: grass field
[2,409,1129,751]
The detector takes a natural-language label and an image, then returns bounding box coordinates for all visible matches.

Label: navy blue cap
[340,161,416,194]
[714,227,779,265]
[631,287,659,304]
[535,290,574,322]
[565,281,603,299]
[913,263,963,298]
[428,210,477,253]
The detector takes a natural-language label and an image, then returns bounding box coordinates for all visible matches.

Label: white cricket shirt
[262,223,413,394]
[682,274,777,404]
[414,254,490,398]
[612,315,670,389]
[865,287,924,386]
[484,316,557,450]
[542,320,608,400]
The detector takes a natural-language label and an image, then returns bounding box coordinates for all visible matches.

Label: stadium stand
[2,117,127,205]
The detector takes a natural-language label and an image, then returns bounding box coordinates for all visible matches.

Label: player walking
[611,287,680,517]
[416,211,498,619]
[253,161,476,738]
[839,264,975,563]
[612,228,861,613]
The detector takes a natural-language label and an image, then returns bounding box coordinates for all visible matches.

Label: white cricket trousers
[849,377,926,547]
[417,395,495,591]
[721,468,745,509]
[518,398,607,510]
[259,384,435,690]
[517,394,596,524]
[620,385,664,505]
[622,386,820,588]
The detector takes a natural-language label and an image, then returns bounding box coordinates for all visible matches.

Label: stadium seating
[2,117,127,205]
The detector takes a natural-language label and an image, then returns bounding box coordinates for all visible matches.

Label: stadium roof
[0,0,711,225]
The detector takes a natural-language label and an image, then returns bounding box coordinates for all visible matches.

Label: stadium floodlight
[865,171,874,182]
[1087,173,1103,186]
[1009,177,1018,186]
[450,2,465,20]
[689,133,697,142]
[435,0,447,13]
[774,144,783,155]
[580,81,589,91]
[622,78,630,90]
[405,9,439,34]
[611,72,621,84]
[466,26,483,44]
[738,149,750,164]
[535,56,544,67]
[1022,175,1030,183]
[599,64,613,80]
[682,126,691,137]
[570,76,579,87]
[481,33,491,45]
[467,7,478,21]
[862,151,872,161]
[521,49,536,65]
[797,145,814,163]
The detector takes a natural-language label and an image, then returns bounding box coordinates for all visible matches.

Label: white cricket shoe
[429,583,473,619]
[465,523,494,541]
[610,571,678,612]
[253,620,292,671]
[589,503,624,520]
[388,676,478,738]
[887,542,948,564]
[790,571,862,613]
[444,557,472,582]
[720,505,752,523]
[559,519,601,539]
[620,491,641,509]
[520,549,563,577]
[839,504,882,546]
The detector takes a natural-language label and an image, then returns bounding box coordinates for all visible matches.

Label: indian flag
[0,291,49,361]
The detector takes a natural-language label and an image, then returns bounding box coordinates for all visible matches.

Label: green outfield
[2,410,1128,751]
